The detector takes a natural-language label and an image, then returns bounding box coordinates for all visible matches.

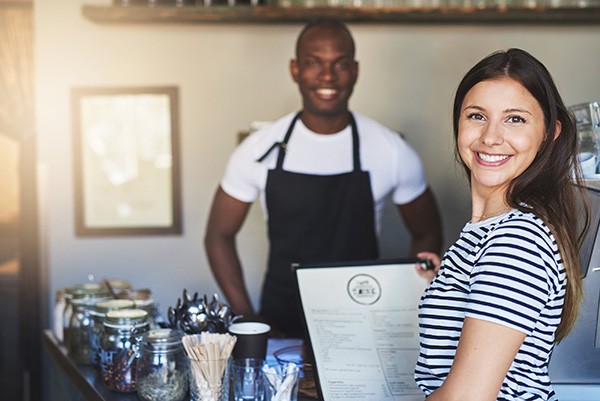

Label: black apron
[259,112,379,338]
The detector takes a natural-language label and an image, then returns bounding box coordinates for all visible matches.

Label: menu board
[294,259,427,401]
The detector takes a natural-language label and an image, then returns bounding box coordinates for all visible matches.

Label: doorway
[0,1,41,400]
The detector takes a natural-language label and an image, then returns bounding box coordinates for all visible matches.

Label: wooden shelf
[82,4,600,24]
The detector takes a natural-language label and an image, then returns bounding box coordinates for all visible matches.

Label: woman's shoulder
[489,209,559,261]
[499,209,553,238]
[481,210,565,296]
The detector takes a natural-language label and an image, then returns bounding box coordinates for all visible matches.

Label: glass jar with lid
[136,329,189,401]
[67,288,112,364]
[62,285,80,344]
[53,289,66,343]
[99,309,150,392]
[120,288,161,329]
[90,299,135,368]
[105,277,132,297]
[62,283,108,346]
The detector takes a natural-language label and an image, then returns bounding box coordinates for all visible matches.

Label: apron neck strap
[259,111,361,172]
[349,112,361,171]
[275,112,301,169]
[256,112,300,164]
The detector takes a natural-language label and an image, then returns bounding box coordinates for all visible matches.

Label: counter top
[43,330,600,401]
[43,330,137,401]
[43,330,315,401]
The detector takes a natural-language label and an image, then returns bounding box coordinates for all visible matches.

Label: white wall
[35,0,600,323]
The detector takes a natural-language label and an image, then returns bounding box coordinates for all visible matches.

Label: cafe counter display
[44,330,315,401]
[48,286,312,401]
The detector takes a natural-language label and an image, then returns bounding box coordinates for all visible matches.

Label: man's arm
[204,187,255,318]
[397,187,443,257]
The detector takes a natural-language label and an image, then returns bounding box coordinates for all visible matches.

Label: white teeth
[478,152,509,163]
[317,88,336,96]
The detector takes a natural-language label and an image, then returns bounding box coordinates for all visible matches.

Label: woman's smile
[458,77,547,195]
[476,151,511,164]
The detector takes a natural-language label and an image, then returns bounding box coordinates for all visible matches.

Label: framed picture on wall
[72,86,182,236]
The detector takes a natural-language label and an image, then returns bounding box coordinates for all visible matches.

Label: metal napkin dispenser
[549,186,600,383]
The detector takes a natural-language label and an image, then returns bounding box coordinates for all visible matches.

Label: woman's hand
[414,251,441,283]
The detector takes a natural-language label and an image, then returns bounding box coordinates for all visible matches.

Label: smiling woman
[415,48,590,401]
[457,77,547,219]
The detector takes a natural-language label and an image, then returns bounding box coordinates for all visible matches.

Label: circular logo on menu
[347,274,381,305]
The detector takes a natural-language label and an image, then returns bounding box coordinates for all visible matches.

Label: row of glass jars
[98,310,189,400]
[55,281,161,360]
[54,283,188,400]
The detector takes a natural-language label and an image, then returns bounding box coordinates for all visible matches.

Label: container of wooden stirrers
[183,333,237,401]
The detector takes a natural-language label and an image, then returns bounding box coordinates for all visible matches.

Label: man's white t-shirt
[221,112,427,234]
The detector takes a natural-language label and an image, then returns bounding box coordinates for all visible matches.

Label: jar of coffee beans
[90,299,136,368]
[99,309,149,392]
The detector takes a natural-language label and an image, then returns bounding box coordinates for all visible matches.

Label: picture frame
[72,86,182,236]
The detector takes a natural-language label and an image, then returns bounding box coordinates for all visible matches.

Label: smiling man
[204,18,442,338]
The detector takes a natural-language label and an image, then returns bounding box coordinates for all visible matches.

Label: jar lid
[64,283,104,297]
[104,308,148,328]
[106,278,132,291]
[71,288,112,304]
[142,329,183,347]
[118,288,152,301]
[133,298,155,308]
[94,299,135,314]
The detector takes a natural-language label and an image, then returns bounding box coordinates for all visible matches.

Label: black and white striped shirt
[415,209,565,400]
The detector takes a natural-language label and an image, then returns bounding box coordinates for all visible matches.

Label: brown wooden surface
[82,4,600,24]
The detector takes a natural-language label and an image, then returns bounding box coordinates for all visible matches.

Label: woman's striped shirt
[414,209,565,400]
